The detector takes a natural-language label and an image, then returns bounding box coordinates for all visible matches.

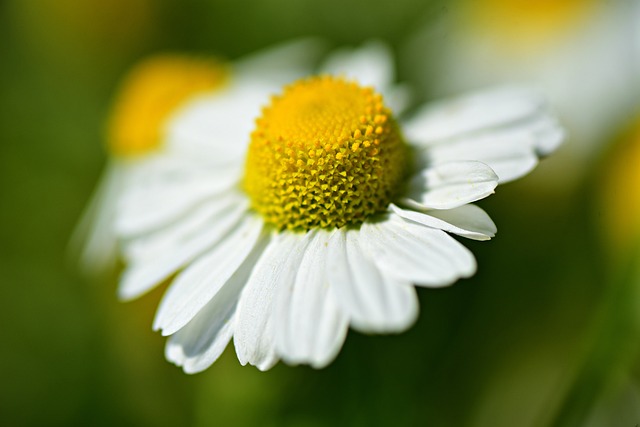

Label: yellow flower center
[243,76,408,231]
[107,54,228,158]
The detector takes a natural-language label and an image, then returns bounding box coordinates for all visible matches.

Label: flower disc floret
[243,76,408,230]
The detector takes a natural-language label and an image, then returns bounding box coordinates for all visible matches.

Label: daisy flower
[70,40,321,276]
[407,0,640,183]
[116,42,564,372]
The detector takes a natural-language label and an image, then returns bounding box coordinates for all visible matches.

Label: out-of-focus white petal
[389,203,496,241]
[153,215,264,335]
[234,37,326,84]
[165,81,281,164]
[116,157,240,237]
[321,40,394,89]
[415,114,565,183]
[234,231,313,371]
[275,230,349,368]
[327,228,419,333]
[384,83,412,115]
[528,116,566,157]
[69,161,129,276]
[403,86,545,144]
[360,215,477,287]
[427,139,538,184]
[117,199,248,300]
[407,161,498,209]
[121,193,243,264]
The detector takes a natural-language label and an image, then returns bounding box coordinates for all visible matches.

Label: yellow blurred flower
[71,53,229,276]
[461,0,596,55]
[107,55,229,158]
[599,115,640,256]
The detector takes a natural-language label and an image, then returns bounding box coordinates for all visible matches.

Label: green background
[1,0,639,426]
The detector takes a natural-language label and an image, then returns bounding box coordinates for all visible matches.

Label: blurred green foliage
[1,0,639,426]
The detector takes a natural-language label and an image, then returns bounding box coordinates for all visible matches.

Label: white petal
[153,215,265,335]
[121,193,243,264]
[69,161,128,276]
[319,41,411,114]
[389,203,496,241]
[116,157,240,238]
[275,230,349,368]
[384,83,412,115]
[165,310,234,375]
[418,114,565,183]
[403,86,545,144]
[327,228,419,333]
[407,161,498,209]
[234,37,325,84]
[117,200,248,300]
[529,116,566,157]
[233,232,313,371]
[424,135,537,183]
[165,82,277,164]
[163,228,268,374]
[360,215,477,287]
[321,41,395,94]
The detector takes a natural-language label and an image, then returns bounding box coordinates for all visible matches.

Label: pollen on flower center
[243,76,408,231]
[107,54,228,158]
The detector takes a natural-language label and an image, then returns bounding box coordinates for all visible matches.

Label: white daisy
[116,42,564,373]
[70,40,321,276]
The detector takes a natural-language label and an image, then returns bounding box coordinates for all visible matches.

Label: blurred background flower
[405,0,640,190]
[1,0,639,426]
